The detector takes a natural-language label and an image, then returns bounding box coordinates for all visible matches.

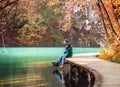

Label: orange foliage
[98,0,120,62]
[105,3,111,8]
[46,0,90,32]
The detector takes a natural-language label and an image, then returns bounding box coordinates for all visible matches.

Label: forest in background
[1,0,120,63]
[0,0,120,49]
[1,0,120,62]
[0,0,103,47]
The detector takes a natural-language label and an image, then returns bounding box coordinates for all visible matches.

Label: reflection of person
[52,39,73,68]
[52,70,65,85]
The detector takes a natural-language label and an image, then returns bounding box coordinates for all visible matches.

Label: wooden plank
[66,54,120,87]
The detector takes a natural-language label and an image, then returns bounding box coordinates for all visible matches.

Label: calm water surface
[0,47,99,87]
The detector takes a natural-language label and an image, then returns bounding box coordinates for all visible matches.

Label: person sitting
[52,39,73,68]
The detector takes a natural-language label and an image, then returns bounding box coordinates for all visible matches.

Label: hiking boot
[52,62,58,67]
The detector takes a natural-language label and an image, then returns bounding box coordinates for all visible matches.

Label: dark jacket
[64,44,73,57]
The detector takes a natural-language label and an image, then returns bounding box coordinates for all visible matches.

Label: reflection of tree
[65,65,95,87]
[0,62,52,87]
[53,65,95,87]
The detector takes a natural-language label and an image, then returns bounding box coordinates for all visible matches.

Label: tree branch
[0,0,19,11]
[98,0,120,43]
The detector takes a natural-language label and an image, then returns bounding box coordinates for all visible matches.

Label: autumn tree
[0,0,19,47]
[46,0,102,47]
[0,0,103,47]
[97,0,120,62]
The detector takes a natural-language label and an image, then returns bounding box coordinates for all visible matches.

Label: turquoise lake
[0,47,99,63]
[0,47,99,87]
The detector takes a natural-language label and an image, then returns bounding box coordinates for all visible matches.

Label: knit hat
[64,39,70,44]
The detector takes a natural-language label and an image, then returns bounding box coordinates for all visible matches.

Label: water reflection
[0,62,59,87]
[52,65,95,87]
[0,61,95,87]
[52,70,65,85]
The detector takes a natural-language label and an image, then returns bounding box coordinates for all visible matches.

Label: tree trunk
[98,0,120,43]
[96,1,109,37]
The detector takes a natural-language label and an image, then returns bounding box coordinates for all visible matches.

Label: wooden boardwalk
[66,53,120,87]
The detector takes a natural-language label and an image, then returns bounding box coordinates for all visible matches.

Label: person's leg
[52,55,63,67]
[56,54,67,66]
[61,56,67,65]
[59,55,67,68]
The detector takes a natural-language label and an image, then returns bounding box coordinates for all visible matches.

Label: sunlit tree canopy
[0,0,120,56]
